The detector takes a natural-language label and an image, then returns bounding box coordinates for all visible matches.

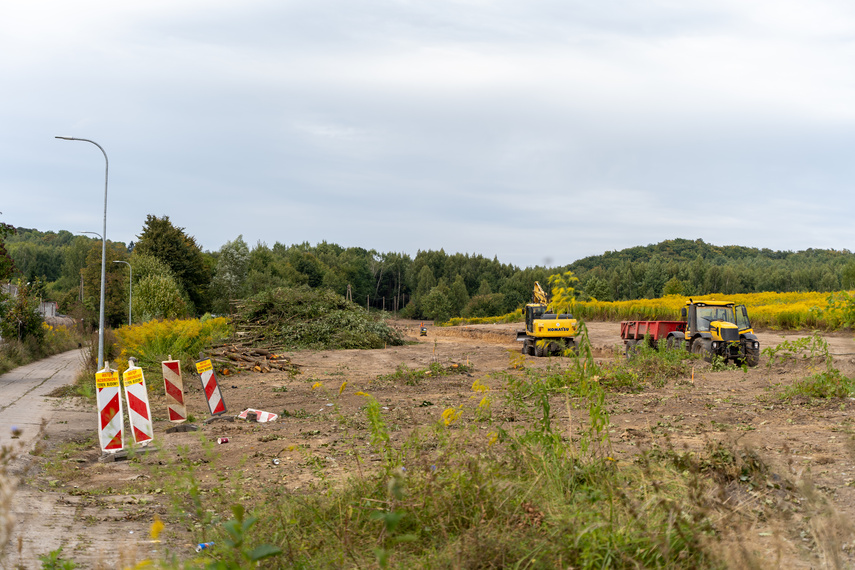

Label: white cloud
[3,1,855,266]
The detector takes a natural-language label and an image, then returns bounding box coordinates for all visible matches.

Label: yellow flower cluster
[114,317,231,373]
[573,291,849,330]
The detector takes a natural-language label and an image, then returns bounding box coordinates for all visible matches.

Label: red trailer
[620,320,686,356]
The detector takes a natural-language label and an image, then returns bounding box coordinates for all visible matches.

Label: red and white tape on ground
[123,362,154,445]
[161,359,187,423]
[195,358,226,416]
[236,408,278,423]
[95,365,124,453]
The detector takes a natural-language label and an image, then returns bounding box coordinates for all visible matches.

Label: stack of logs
[209,344,299,375]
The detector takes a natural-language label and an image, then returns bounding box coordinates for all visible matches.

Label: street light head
[55,136,75,140]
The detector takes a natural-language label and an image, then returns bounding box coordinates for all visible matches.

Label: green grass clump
[783,368,855,400]
[377,361,473,385]
[615,339,696,387]
[764,332,855,401]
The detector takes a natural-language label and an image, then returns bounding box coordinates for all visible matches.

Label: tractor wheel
[666,336,684,351]
[535,342,545,357]
[745,346,760,367]
[691,338,711,362]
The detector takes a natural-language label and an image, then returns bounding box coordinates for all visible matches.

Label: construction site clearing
[6,319,855,568]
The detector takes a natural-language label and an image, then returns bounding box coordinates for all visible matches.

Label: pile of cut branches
[209,344,299,375]
[229,286,404,350]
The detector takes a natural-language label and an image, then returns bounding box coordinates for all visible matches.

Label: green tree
[662,276,686,296]
[130,253,191,322]
[0,278,44,343]
[245,242,301,294]
[841,262,855,290]
[0,221,17,281]
[477,279,492,296]
[293,252,324,288]
[134,215,211,314]
[134,273,189,321]
[415,266,437,299]
[463,293,506,318]
[583,276,611,301]
[211,235,250,314]
[422,284,453,323]
[449,275,469,316]
[80,242,129,328]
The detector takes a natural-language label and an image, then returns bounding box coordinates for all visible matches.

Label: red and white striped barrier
[161,358,187,423]
[95,364,124,453]
[236,408,278,423]
[123,361,154,446]
[195,357,226,416]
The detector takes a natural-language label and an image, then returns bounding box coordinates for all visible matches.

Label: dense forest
[3,218,854,329]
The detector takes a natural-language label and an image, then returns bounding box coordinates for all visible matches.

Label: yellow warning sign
[96,370,120,389]
[123,368,144,385]
[195,359,213,374]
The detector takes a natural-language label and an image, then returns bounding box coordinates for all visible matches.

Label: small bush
[114,316,231,375]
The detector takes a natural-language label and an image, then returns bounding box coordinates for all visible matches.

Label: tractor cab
[681,299,759,366]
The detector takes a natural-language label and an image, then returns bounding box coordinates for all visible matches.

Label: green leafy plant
[377,361,472,386]
[38,547,78,570]
[213,504,282,567]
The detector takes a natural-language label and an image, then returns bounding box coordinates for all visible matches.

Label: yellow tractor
[517,282,578,357]
[681,299,760,366]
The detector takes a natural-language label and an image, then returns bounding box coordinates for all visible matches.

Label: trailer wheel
[625,340,638,359]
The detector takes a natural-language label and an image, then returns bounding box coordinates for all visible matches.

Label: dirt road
[1,350,166,568]
[0,350,83,452]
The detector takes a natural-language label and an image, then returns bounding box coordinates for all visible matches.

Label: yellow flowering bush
[115,316,231,374]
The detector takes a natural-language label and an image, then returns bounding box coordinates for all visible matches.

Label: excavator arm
[533,281,549,305]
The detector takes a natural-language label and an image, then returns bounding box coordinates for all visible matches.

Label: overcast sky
[3,1,855,268]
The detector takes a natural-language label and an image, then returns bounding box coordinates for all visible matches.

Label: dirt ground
[9,320,855,568]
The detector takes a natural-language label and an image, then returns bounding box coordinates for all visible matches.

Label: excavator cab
[524,304,546,334]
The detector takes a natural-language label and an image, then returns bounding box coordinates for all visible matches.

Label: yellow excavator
[516,282,577,357]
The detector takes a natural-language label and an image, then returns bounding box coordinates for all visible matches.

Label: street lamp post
[57,137,109,371]
[113,260,132,326]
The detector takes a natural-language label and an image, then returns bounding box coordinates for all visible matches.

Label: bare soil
[11,320,855,568]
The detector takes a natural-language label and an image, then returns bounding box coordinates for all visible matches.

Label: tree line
[4,223,855,330]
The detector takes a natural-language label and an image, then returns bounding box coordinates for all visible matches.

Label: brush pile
[228,286,404,350]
